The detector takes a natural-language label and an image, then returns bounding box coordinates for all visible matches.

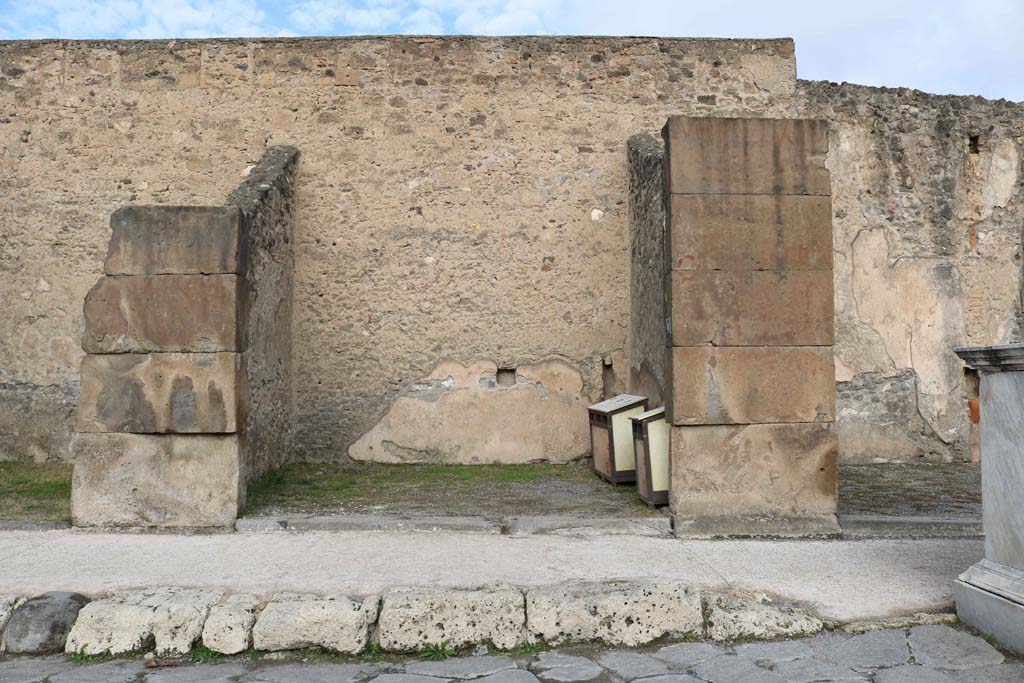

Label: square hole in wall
[968,134,982,154]
[496,368,517,386]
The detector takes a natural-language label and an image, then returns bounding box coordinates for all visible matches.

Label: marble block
[954,344,1024,655]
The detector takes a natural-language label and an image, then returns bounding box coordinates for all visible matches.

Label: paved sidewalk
[0,625,1020,683]
[0,530,982,622]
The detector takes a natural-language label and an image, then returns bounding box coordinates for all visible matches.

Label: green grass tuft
[190,644,227,663]
[419,640,456,661]
[0,462,72,521]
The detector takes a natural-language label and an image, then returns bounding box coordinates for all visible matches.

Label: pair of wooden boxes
[588,395,669,506]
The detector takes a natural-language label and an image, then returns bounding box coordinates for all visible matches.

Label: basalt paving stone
[953,662,1024,682]
[404,657,517,679]
[49,660,146,683]
[240,662,368,683]
[593,652,671,679]
[907,624,1005,670]
[733,640,815,665]
[650,643,725,669]
[370,674,454,683]
[529,654,604,682]
[630,676,702,683]
[145,663,248,683]
[872,665,957,683]
[804,629,910,670]
[689,654,787,683]
[768,658,867,682]
[0,657,74,683]
[472,671,541,683]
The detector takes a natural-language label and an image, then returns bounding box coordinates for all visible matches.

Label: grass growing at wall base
[0,461,72,521]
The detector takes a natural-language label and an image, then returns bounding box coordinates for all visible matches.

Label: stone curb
[0,581,845,658]
[0,520,72,532]
[838,515,984,539]
[234,515,673,537]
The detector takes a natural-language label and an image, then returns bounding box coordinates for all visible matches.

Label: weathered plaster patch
[348,359,589,464]
[849,229,967,448]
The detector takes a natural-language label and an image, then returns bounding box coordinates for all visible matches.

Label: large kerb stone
[703,591,823,641]
[105,206,244,275]
[78,353,243,434]
[0,591,89,654]
[377,587,526,651]
[82,274,240,353]
[252,593,378,653]
[526,580,702,646]
[65,588,221,656]
[201,593,260,655]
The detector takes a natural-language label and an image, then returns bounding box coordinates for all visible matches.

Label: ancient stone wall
[626,133,668,407]
[0,36,797,465]
[797,82,1024,462]
[0,37,1021,465]
[72,146,297,527]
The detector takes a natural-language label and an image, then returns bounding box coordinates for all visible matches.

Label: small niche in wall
[496,368,517,386]
[968,134,982,154]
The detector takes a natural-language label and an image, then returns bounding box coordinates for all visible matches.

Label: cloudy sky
[0,0,1020,101]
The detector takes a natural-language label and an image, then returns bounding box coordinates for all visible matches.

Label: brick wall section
[72,146,298,528]
[663,117,838,537]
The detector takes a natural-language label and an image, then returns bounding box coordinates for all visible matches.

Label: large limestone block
[82,275,240,353]
[78,353,243,434]
[72,433,241,528]
[65,588,221,656]
[670,346,835,425]
[671,423,838,534]
[663,117,830,196]
[703,591,823,641]
[251,593,379,653]
[669,270,833,346]
[377,588,526,651]
[201,594,260,655]
[526,581,702,646]
[1,592,89,654]
[105,206,244,275]
[669,194,833,271]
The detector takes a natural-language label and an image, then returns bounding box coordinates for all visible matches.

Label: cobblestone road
[1,625,1020,682]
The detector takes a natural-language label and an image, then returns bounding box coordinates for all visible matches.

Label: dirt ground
[242,460,666,518]
[0,460,982,522]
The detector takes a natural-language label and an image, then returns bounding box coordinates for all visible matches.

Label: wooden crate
[589,394,647,484]
[631,406,669,506]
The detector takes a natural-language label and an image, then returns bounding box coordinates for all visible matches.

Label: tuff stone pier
[72,146,299,528]
[662,117,838,537]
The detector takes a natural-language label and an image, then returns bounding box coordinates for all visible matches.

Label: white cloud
[400,7,443,33]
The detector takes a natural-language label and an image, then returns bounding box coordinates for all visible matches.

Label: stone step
[234,514,674,537]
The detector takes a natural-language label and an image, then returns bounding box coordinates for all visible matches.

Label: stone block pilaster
[72,146,298,528]
[663,117,838,537]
